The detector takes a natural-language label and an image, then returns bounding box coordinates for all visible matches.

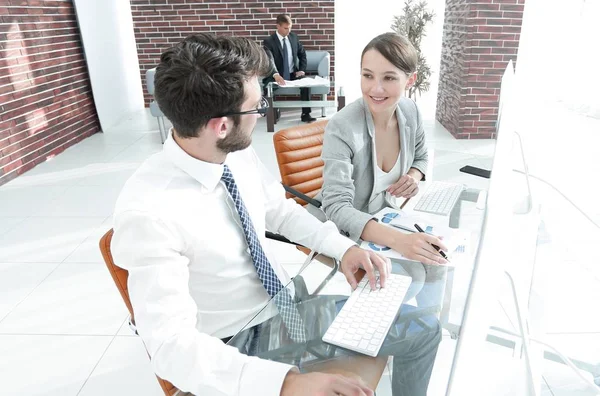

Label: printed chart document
[359,207,471,265]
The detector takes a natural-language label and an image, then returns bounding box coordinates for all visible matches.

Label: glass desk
[221,186,488,394]
[225,251,444,394]
[264,79,344,132]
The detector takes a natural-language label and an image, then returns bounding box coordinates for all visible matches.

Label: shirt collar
[163,129,225,191]
[276,32,287,43]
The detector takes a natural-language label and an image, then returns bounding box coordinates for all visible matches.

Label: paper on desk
[275,76,330,87]
[359,207,472,264]
[384,191,409,210]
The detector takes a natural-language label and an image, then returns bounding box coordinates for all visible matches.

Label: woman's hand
[392,232,448,265]
[387,174,419,198]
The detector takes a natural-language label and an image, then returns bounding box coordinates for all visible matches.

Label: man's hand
[274,73,286,85]
[281,371,374,396]
[295,70,305,78]
[387,174,418,198]
[340,246,391,290]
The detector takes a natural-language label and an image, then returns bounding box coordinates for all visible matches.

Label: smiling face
[360,49,412,116]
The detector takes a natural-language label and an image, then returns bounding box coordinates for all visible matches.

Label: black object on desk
[459,165,491,179]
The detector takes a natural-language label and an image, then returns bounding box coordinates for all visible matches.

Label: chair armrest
[265,232,340,295]
[305,51,330,77]
[265,231,304,247]
[317,53,330,77]
[282,184,322,208]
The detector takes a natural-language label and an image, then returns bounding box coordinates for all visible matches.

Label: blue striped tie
[281,38,291,80]
[221,165,306,342]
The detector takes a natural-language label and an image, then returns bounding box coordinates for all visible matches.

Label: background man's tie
[281,38,291,80]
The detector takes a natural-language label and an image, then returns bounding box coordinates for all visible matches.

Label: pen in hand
[414,223,449,260]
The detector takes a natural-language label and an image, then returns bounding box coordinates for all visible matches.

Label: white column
[73,0,144,131]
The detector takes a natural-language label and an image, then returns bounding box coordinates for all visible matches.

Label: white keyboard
[413,181,465,216]
[322,273,412,357]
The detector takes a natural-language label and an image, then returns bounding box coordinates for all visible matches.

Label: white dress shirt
[276,32,294,73]
[111,131,355,396]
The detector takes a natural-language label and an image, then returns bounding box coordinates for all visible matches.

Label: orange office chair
[99,229,179,396]
[273,120,327,207]
[271,120,329,258]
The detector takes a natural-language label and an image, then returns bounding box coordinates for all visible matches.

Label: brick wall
[436,0,525,139]
[130,0,335,107]
[0,0,100,186]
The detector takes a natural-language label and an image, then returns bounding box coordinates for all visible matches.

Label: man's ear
[206,117,229,140]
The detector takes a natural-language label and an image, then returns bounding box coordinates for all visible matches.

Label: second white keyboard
[413,181,465,216]
[322,273,412,357]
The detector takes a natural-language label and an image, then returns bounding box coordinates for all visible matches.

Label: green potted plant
[391,0,435,100]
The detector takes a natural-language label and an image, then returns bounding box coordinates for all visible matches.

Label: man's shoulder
[264,33,277,45]
[289,32,302,42]
[114,152,178,216]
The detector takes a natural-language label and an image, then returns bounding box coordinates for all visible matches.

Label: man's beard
[216,120,252,154]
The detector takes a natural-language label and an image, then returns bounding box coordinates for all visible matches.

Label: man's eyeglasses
[216,97,270,118]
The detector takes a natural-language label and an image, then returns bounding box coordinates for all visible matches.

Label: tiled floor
[0,107,598,395]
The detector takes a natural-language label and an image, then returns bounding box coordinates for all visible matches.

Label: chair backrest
[273,120,327,205]
[145,68,166,122]
[145,68,156,95]
[99,229,178,396]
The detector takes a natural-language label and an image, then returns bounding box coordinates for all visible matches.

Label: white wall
[73,0,144,132]
[516,0,600,119]
[514,0,600,222]
[335,0,446,119]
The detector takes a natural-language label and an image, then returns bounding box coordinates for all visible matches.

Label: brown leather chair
[99,229,179,396]
[273,120,327,206]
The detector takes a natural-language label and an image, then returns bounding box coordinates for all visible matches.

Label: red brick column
[0,0,100,186]
[130,0,335,107]
[436,0,525,139]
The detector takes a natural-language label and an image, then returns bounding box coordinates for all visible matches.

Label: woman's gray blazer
[308,97,428,242]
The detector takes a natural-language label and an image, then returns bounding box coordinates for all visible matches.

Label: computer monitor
[445,62,542,395]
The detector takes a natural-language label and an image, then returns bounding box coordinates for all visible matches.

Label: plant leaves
[391,0,435,99]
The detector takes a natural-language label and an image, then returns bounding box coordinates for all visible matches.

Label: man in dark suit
[263,14,316,123]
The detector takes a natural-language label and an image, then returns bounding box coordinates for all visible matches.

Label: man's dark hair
[276,14,292,25]
[154,33,271,138]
